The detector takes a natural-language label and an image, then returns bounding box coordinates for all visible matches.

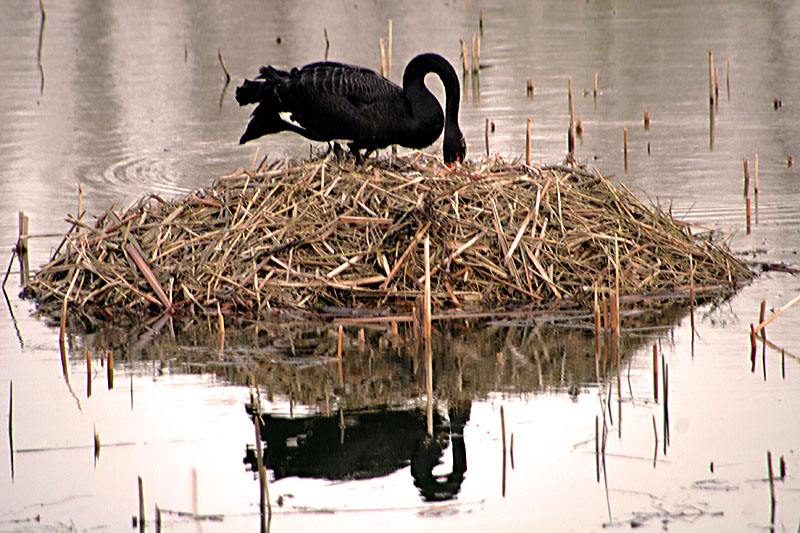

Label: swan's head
[443,128,466,165]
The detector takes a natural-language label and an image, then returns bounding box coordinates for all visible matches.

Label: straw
[24,153,751,324]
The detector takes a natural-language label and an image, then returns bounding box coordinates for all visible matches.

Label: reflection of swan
[411,403,471,502]
[243,406,440,481]
[236,53,466,164]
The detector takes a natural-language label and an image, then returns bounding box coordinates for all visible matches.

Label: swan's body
[235,53,466,163]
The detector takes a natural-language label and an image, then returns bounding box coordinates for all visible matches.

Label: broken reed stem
[217,49,231,83]
[217,301,225,351]
[460,39,469,78]
[525,116,531,166]
[754,292,800,335]
[7,381,12,450]
[623,127,628,172]
[593,72,598,97]
[653,343,658,401]
[387,18,392,81]
[500,404,507,460]
[708,50,715,105]
[746,196,751,235]
[337,324,344,386]
[662,358,669,452]
[568,76,574,130]
[106,350,114,389]
[485,116,490,157]
[86,349,92,398]
[379,38,386,77]
[743,157,750,197]
[138,476,145,533]
[726,58,731,100]
[614,236,621,334]
[754,153,759,194]
[424,237,431,339]
[17,211,30,286]
[689,255,695,335]
[594,415,599,482]
[767,450,776,522]
[60,269,80,375]
[253,411,272,525]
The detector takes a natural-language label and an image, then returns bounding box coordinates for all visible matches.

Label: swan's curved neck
[403,53,462,126]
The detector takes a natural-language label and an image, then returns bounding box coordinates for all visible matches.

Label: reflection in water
[244,402,470,502]
[4,0,800,529]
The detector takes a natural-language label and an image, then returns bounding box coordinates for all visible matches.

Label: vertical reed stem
[653,343,658,401]
[623,127,628,172]
[754,153,759,194]
[525,116,531,166]
[708,50,715,104]
[379,38,386,77]
[424,237,433,436]
[485,116,490,157]
[138,476,145,533]
[387,18,392,81]
[568,76,574,130]
[726,58,731,100]
[743,157,750,197]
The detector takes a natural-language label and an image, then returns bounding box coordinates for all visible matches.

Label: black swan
[235,53,466,164]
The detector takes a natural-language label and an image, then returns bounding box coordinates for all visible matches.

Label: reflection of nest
[24,152,750,325]
[75,303,687,413]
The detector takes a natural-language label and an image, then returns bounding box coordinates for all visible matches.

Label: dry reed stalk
[460,39,469,78]
[379,38,386,78]
[471,32,477,74]
[568,76,574,129]
[754,153,759,194]
[387,18,392,81]
[754,292,800,335]
[138,476,145,533]
[526,116,531,166]
[218,50,230,84]
[107,350,114,389]
[726,58,731,100]
[653,343,658,401]
[746,197,751,235]
[485,117,490,157]
[623,127,628,172]
[708,50,715,104]
[743,157,750,197]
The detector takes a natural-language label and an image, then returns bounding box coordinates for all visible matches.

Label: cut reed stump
[23,152,752,324]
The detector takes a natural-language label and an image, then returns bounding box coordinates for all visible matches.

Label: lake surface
[2,0,800,531]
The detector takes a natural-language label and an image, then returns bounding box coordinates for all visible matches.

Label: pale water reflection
[2,0,800,531]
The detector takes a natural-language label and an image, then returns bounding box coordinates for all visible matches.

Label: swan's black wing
[271,62,410,145]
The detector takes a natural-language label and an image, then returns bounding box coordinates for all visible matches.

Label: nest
[23,152,752,323]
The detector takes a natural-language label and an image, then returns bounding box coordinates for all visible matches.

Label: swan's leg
[347,142,366,164]
[332,142,347,160]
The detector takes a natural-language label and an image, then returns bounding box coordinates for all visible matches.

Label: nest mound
[24,152,752,322]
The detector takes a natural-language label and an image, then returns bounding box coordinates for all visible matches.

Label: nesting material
[24,152,751,322]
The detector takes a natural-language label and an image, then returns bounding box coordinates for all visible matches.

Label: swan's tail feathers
[235,79,263,106]
[257,65,290,82]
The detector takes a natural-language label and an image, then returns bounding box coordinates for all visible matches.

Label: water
[2,0,800,530]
